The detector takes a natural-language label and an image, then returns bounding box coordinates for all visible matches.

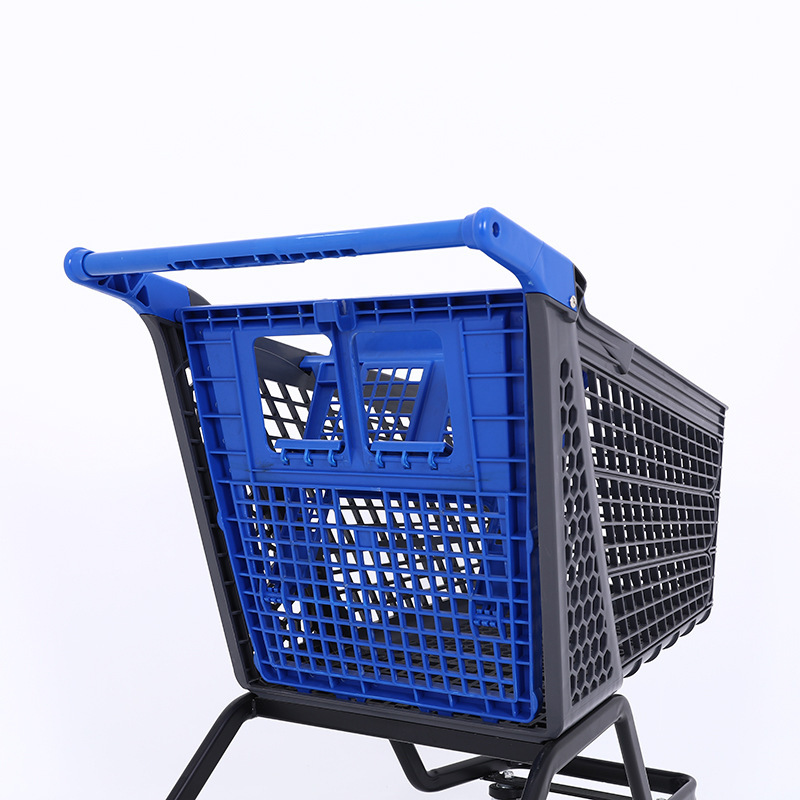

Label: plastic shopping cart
[65,208,725,800]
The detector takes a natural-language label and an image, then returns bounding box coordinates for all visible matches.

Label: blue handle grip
[76,219,466,276]
[65,208,577,318]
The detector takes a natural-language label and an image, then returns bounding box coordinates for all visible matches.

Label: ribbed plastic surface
[577,314,724,675]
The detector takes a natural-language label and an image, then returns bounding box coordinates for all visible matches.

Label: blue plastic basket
[181,291,537,721]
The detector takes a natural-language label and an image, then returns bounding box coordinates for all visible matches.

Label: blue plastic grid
[181,290,538,721]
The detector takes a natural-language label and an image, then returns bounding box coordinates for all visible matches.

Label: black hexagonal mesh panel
[559,360,615,705]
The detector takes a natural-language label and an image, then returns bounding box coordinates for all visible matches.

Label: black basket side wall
[576,310,725,676]
[526,295,623,737]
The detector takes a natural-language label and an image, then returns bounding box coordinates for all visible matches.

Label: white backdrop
[2,3,798,798]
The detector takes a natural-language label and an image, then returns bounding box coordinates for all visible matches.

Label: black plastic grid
[598,478,717,571]
[362,366,425,443]
[585,370,720,492]
[258,376,344,450]
[583,367,721,672]
[608,554,714,669]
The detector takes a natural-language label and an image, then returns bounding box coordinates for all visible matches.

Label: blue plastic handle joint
[461,209,576,305]
[64,247,192,320]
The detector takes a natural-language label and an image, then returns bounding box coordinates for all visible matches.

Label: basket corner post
[525,292,623,738]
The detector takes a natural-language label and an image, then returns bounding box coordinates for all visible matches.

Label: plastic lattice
[258,373,344,451]
[362,367,424,443]
[559,360,614,705]
[230,484,534,720]
[583,368,720,671]
[181,292,536,722]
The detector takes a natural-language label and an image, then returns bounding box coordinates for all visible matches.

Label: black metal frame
[166,692,695,800]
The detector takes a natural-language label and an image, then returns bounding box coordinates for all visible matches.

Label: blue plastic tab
[275,438,344,467]
[370,440,448,469]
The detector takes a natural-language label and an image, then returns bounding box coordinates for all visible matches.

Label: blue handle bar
[65,208,577,319]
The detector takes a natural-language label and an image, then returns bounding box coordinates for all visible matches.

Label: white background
[2,3,798,798]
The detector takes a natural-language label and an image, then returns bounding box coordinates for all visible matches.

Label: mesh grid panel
[227,484,534,720]
[583,367,720,671]
[585,370,720,491]
[259,378,344,449]
[608,554,714,668]
[181,291,535,722]
[362,367,424,443]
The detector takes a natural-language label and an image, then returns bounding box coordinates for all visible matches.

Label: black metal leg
[386,697,658,800]
[166,693,258,800]
[390,741,513,792]
[519,697,652,800]
[612,697,651,800]
[559,757,697,800]
[166,692,694,800]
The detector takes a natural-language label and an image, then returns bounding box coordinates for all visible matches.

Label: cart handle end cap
[64,246,192,321]
[64,247,94,283]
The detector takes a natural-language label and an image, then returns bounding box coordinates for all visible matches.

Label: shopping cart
[65,208,725,800]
